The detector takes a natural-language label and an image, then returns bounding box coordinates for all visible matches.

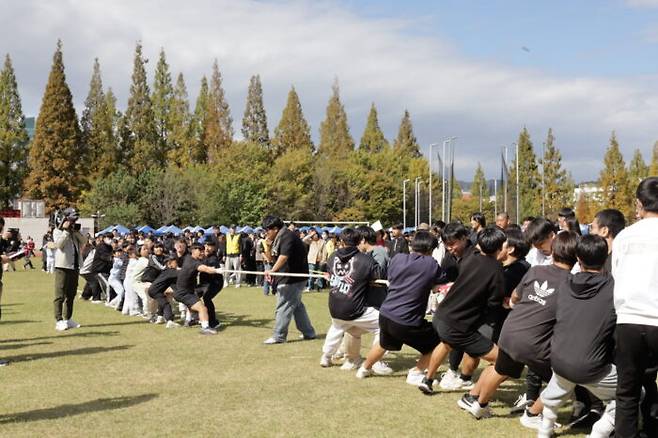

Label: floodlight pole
[402,179,410,229]
[515,142,520,224]
[428,142,439,226]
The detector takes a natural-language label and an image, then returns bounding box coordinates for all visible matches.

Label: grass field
[0,262,586,437]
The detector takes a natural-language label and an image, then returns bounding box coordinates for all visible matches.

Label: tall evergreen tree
[271,86,313,156]
[318,80,354,159]
[470,163,489,210]
[649,141,658,176]
[393,109,421,157]
[151,48,174,162]
[599,132,632,219]
[507,127,541,222]
[167,73,193,167]
[80,58,104,166]
[25,41,83,210]
[0,54,29,207]
[359,103,387,152]
[575,190,594,224]
[628,148,648,185]
[541,128,574,218]
[190,76,209,163]
[241,74,269,147]
[124,42,158,174]
[92,87,119,178]
[205,59,233,162]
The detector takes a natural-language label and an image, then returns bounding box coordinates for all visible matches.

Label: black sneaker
[569,408,601,429]
[457,393,477,410]
[418,377,434,395]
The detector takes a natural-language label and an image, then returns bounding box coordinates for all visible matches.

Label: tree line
[0,41,656,228]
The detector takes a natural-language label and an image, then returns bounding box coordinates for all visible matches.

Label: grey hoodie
[550,271,616,384]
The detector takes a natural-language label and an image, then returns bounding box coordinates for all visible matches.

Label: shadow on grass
[83,320,148,328]
[3,344,133,363]
[0,393,158,424]
[0,320,39,325]
[0,303,23,307]
[216,311,272,329]
[0,341,52,351]
[0,330,120,344]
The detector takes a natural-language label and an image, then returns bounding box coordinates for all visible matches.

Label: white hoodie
[612,217,658,326]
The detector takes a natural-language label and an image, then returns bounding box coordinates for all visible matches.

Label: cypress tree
[151,48,174,162]
[190,76,209,163]
[125,42,158,174]
[471,163,489,208]
[541,128,574,218]
[167,72,193,167]
[318,80,354,159]
[25,40,83,210]
[392,109,420,157]
[575,191,594,224]
[80,58,104,166]
[507,127,541,221]
[92,87,119,178]
[0,54,29,207]
[599,132,632,219]
[649,141,658,176]
[271,86,313,156]
[627,148,648,202]
[241,74,269,147]
[359,103,387,152]
[205,59,233,162]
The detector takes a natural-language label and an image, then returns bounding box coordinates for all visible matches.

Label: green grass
[0,261,585,437]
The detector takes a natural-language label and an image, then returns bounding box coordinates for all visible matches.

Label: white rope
[218,268,389,286]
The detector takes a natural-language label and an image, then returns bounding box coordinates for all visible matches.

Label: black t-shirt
[274,228,308,285]
[327,247,381,320]
[175,255,201,294]
[199,254,220,285]
[498,264,570,370]
[380,253,444,326]
[141,254,167,283]
[148,269,179,298]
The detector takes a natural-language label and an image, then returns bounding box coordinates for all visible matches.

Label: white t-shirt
[612,217,658,326]
[526,247,552,267]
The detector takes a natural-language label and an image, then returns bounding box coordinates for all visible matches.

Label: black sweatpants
[197,280,223,327]
[615,323,658,438]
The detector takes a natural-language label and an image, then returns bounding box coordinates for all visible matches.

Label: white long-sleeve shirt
[612,217,658,326]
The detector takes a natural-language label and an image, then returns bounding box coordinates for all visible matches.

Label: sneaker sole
[418,384,434,395]
[457,398,473,411]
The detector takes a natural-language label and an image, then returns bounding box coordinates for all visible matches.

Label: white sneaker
[465,400,493,420]
[154,316,165,324]
[356,366,373,379]
[372,361,394,376]
[439,369,465,390]
[263,337,285,345]
[55,320,68,331]
[235,284,241,288]
[165,320,180,329]
[340,358,363,370]
[406,368,426,386]
[520,410,543,430]
[511,393,529,414]
[320,354,332,367]
[66,319,80,329]
[588,412,614,438]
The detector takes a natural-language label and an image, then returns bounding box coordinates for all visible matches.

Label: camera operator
[53,208,87,331]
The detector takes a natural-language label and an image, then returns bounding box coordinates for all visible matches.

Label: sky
[2,0,658,183]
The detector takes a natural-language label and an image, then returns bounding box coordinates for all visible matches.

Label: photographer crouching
[53,208,87,331]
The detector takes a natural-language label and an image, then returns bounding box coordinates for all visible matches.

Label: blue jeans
[262,263,272,295]
[272,281,315,342]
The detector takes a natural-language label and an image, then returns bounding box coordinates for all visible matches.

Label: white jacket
[612,217,658,326]
[53,228,87,270]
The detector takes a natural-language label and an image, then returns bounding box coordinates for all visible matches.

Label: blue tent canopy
[137,225,156,234]
[329,226,342,235]
[219,225,229,234]
[299,226,310,232]
[239,226,255,234]
[165,225,182,235]
[97,224,130,236]
[204,226,215,235]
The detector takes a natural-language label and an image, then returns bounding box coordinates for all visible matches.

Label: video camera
[54,208,81,231]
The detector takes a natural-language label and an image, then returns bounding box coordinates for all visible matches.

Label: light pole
[415,176,421,228]
[441,136,457,222]
[428,142,440,226]
[402,179,410,229]
[514,142,520,224]
[541,141,546,217]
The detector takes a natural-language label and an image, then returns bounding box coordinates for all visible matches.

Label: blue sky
[1,0,658,183]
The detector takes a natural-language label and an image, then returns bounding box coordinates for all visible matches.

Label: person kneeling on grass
[174,243,224,335]
[538,235,617,438]
[457,231,578,426]
[319,228,391,375]
[356,231,443,383]
[419,226,506,399]
[147,254,180,328]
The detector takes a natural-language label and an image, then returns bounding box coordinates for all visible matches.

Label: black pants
[615,323,658,438]
[54,268,79,321]
[198,281,223,326]
[449,350,464,372]
[150,290,174,322]
[81,273,95,299]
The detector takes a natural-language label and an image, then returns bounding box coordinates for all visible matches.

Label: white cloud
[626,0,658,8]
[0,0,656,182]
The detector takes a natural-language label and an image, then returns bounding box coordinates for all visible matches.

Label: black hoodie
[550,271,616,384]
[327,247,381,320]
